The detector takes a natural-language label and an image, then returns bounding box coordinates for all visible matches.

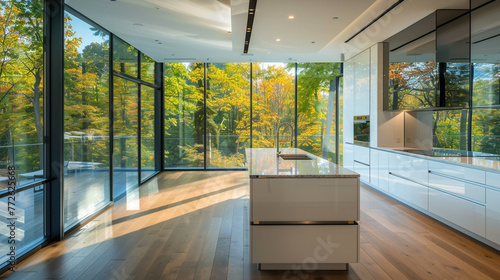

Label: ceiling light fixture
[288,15,294,19]
[243,0,258,54]
[276,38,281,42]
[332,17,339,20]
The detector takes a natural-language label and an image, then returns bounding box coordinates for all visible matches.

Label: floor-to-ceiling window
[63,9,111,230]
[0,0,45,266]
[140,54,156,179]
[252,63,295,148]
[206,63,250,168]
[164,62,343,169]
[164,63,205,168]
[295,63,340,161]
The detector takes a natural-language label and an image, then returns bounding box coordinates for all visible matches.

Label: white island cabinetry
[246,148,360,270]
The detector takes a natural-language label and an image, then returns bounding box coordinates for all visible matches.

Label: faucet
[277,122,294,156]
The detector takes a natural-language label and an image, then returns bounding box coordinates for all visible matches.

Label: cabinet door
[370,149,379,187]
[388,174,428,210]
[429,161,485,185]
[353,161,370,183]
[353,145,370,165]
[389,154,428,185]
[428,173,485,203]
[251,178,359,222]
[486,188,500,245]
[251,225,359,264]
[378,151,390,192]
[486,172,500,189]
[343,143,354,170]
[429,188,486,237]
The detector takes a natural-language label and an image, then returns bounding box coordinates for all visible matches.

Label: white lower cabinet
[486,188,500,244]
[429,188,486,237]
[344,143,354,170]
[251,178,359,222]
[251,225,359,264]
[370,149,379,187]
[429,161,485,184]
[378,151,390,192]
[389,154,428,185]
[388,174,428,210]
[486,172,500,189]
[353,161,370,183]
[428,173,486,203]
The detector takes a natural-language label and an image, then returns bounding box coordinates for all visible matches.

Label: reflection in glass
[0,0,44,189]
[433,110,469,151]
[0,187,44,265]
[0,0,45,268]
[295,63,340,161]
[64,10,111,228]
[471,0,500,106]
[206,63,250,168]
[472,108,500,155]
[141,53,155,85]
[113,77,139,198]
[113,36,138,78]
[388,33,438,110]
[437,12,470,108]
[252,63,295,148]
[141,86,155,180]
[164,63,205,168]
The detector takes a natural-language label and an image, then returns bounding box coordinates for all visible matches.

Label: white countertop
[369,146,500,173]
[246,148,359,178]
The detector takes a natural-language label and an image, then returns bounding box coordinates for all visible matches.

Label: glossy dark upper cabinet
[385,9,471,110]
[436,11,470,108]
[471,0,500,107]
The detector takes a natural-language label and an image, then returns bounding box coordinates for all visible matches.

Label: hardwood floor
[2,171,500,280]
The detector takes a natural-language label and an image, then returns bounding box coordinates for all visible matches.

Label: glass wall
[295,63,340,161]
[252,63,295,148]
[63,10,111,229]
[206,63,250,168]
[113,77,139,198]
[141,53,155,85]
[164,63,205,168]
[141,85,155,179]
[164,62,343,168]
[0,0,45,266]
[113,37,138,78]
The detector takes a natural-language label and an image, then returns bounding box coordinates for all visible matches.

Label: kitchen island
[246,148,360,270]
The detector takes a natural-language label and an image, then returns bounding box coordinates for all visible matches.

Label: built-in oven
[353,115,370,146]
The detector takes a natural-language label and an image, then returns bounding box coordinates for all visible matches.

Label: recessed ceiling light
[311,41,315,44]
[288,15,294,19]
[332,17,339,20]
[276,38,281,42]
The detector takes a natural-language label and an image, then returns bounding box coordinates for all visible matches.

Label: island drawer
[250,225,359,264]
[251,178,359,222]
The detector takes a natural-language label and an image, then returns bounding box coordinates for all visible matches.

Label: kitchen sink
[279,153,313,160]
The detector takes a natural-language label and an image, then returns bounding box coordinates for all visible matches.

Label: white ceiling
[66,0,470,63]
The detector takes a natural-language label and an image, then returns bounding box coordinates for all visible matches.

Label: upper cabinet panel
[471,0,500,107]
[353,49,371,116]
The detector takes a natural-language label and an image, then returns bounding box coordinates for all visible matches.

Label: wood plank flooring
[2,171,500,280]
